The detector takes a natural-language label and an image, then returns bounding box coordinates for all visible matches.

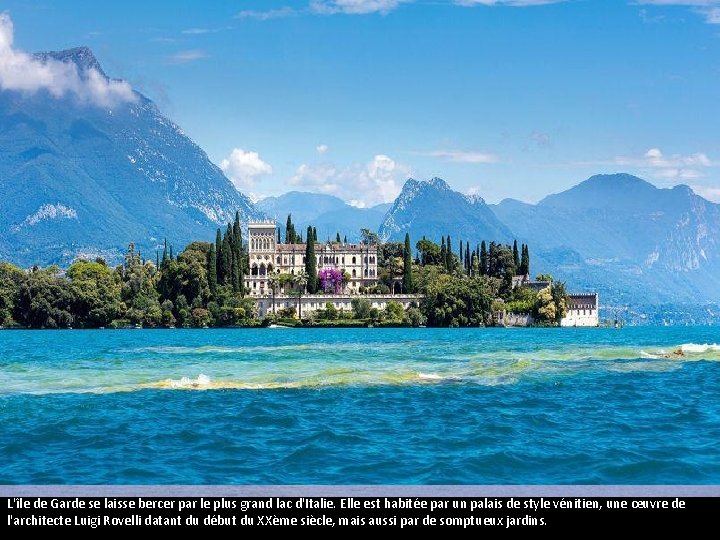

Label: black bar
[1,497,716,530]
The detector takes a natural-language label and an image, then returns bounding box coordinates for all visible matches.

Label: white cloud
[636,1,720,24]
[167,50,207,64]
[422,150,499,164]
[455,0,567,6]
[575,148,716,182]
[236,7,296,20]
[316,144,329,154]
[220,148,273,192]
[290,154,409,207]
[0,13,135,107]
[614,148,713,180]
[310,0,411,15]
[690,185,720,202]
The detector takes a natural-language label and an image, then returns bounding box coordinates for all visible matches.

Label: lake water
[1,327,719,484]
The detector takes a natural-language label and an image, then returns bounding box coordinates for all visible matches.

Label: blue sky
[3,0,720,206]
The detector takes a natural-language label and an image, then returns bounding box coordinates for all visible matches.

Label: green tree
[293,271,309,318]
[480,241,488,276]
[384,300,405,322]
[416,239,441,266]
[445,235,453,271]
[402,232,414,293]
[520,244,530,276]
[471,252,479,277]
[513,240,520,270]
[305,228,317,294]
[551,281,569,325]
[215,228,223,283]
[351,297,371,319]
[208,243,217,295]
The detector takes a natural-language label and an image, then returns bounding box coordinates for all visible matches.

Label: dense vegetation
[0,213,568,329]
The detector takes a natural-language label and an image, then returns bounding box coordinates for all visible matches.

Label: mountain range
[0,47,260,267]
[2,47,719,306]
[257,191,390,242]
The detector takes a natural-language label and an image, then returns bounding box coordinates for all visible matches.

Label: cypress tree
[156,250,159,269]
[464,242,470,275]
[403,232,414,293]
[480,241,488,276]
[520,244,530,276]
[278,228,282,244]
[313,227,318,242]
[169,244,173,261]
[233,212,243,291]
[336,232,341,243]
[305,226,317,294]
[440,236,446,270]
[446,235,452,271]
[228,224,239,291]
[208,244,217,295]
[162,238,168,268]
[286,215,293,243]
[344,235,347,244]
[513,239,520,270]
[459,241,463,264]
[471,252,479,277]
[215,228,223,283]
[221,230,232,285]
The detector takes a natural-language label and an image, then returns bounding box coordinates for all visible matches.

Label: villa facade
[245,220,379,296]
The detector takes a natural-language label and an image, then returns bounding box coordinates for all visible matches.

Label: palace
[245,220,379,296]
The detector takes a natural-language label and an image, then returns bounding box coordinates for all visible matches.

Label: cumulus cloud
[290,154,410,207]
[310,0,411,15]
[0,13,135,107]
[615,148,713,180]
[220,148,273,192]
[316,144,329,154]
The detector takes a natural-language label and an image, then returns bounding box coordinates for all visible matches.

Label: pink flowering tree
[318,268,344,294]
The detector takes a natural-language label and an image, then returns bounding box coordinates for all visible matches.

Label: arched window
[352,269,356,277]
[277,256,281,264]
[342,257,345,264]
[251,264,258,276]
[364,256,368,264]
[352,256,356,264]
[364,269,368,277]
[370,256,375,264]
[259,263,266,276]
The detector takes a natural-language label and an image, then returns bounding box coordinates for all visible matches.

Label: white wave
[417,372,444,380]
[168,374,211,388]
[680,343,720,354]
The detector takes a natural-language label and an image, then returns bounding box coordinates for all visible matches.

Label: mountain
[0,47,261,267]
[258,191,391,242]
[492,174,720,304]
[378,177,513,243]
[257,192,347,225]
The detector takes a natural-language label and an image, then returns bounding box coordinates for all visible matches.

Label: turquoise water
[1,327,719,484]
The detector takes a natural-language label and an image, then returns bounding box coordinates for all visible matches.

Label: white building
[560,293,599,327]
[245,220,379,296]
